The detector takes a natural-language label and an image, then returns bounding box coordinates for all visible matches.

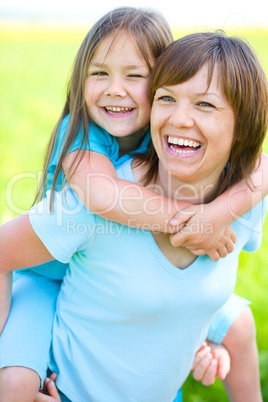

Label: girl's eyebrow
[88,62,105,68]
[89,61,148,70]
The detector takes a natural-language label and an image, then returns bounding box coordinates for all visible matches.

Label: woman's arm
[0,214,54,270]
[0,214,54,333]
[0,272,12,335]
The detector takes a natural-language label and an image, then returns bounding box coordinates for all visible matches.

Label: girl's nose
[104,78,127,97]
[168,104,194,129]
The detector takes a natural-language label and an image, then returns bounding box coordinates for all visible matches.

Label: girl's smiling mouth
[165,135,202,156]
[103,106,134,115]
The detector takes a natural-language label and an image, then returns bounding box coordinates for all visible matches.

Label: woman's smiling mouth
[166,135,201,156]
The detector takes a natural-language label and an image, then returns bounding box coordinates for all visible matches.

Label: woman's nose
[168,104,194,129]
[104,78,127,97]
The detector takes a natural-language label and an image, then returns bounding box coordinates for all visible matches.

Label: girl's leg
[222,306,262,402]
[0,270,62,402]
[0,367,40,402]
[207,294,262,402]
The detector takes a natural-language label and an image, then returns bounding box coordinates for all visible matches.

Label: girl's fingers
[206,249,220,262]
[192,352,213,380]
[191,345,211,370]
[215,244,228,258]
[230,231,237,244]
[201,359,218,386]
[169,210,196,227]
[225,239,235,253]
[169,231,188,247]
[217,351,231,381]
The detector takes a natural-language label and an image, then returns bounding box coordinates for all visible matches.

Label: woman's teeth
[168,136,200,148]
[105,107,133,113]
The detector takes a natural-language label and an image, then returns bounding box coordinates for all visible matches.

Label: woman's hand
[169,204,237,261]
[34,373,61,402]
[191,341,231,386]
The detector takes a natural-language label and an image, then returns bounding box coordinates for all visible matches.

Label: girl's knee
[0,366,40,402]
[223,306,256,350]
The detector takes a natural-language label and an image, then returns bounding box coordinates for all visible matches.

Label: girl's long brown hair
[34,7,173,209]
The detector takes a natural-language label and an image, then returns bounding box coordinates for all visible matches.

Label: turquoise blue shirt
[29,115,150,279]
[46,114,151,192]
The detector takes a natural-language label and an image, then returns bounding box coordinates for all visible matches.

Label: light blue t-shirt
[29,159,267,402]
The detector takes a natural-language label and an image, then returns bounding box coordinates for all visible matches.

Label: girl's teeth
[105,107,132,112]
[168,135,200,148]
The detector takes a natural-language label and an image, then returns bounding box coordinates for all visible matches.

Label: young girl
[0,7,267,402]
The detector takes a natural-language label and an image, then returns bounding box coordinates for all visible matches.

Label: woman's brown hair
[143,31,268,197]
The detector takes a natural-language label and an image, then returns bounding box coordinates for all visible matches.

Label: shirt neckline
[119,159,205,279]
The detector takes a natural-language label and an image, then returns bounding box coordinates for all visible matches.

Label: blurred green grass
[0,25,267,401]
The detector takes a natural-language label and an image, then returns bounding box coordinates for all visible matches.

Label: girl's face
[85,31,153,138]
[151,63,235,186]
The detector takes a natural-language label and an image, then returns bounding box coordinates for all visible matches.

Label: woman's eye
[157,95,175,102]
[127,74,143,78]
[197,101,215,108]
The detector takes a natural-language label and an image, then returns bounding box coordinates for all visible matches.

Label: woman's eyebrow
[157,86,174,92]
[196,91,220,98]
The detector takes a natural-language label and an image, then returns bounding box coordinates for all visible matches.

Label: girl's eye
[91,71,108,76]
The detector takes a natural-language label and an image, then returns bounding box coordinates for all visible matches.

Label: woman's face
[151,63,235,186]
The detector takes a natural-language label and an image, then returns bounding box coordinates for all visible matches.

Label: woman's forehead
[155,63,223,93]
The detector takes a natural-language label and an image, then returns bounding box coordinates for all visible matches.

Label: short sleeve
[242,197,268,252]
[49,114,119,169]
[29,187,96,263]
[207,294,250,344]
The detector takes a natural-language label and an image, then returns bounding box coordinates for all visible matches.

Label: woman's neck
[156,164,218,205]
[133,159,221,205]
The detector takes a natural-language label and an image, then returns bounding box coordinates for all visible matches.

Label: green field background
[0,25,267,401]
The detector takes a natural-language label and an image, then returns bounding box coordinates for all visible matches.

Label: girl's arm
[170,153,268,258]
[63,150,193,233]
[0,214,54,333]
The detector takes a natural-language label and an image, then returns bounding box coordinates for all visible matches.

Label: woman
[0,31,267,401]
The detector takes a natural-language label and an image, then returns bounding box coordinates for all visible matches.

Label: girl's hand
[34,373,61,402]
[191,341,230,386]
[169,204,237,261]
